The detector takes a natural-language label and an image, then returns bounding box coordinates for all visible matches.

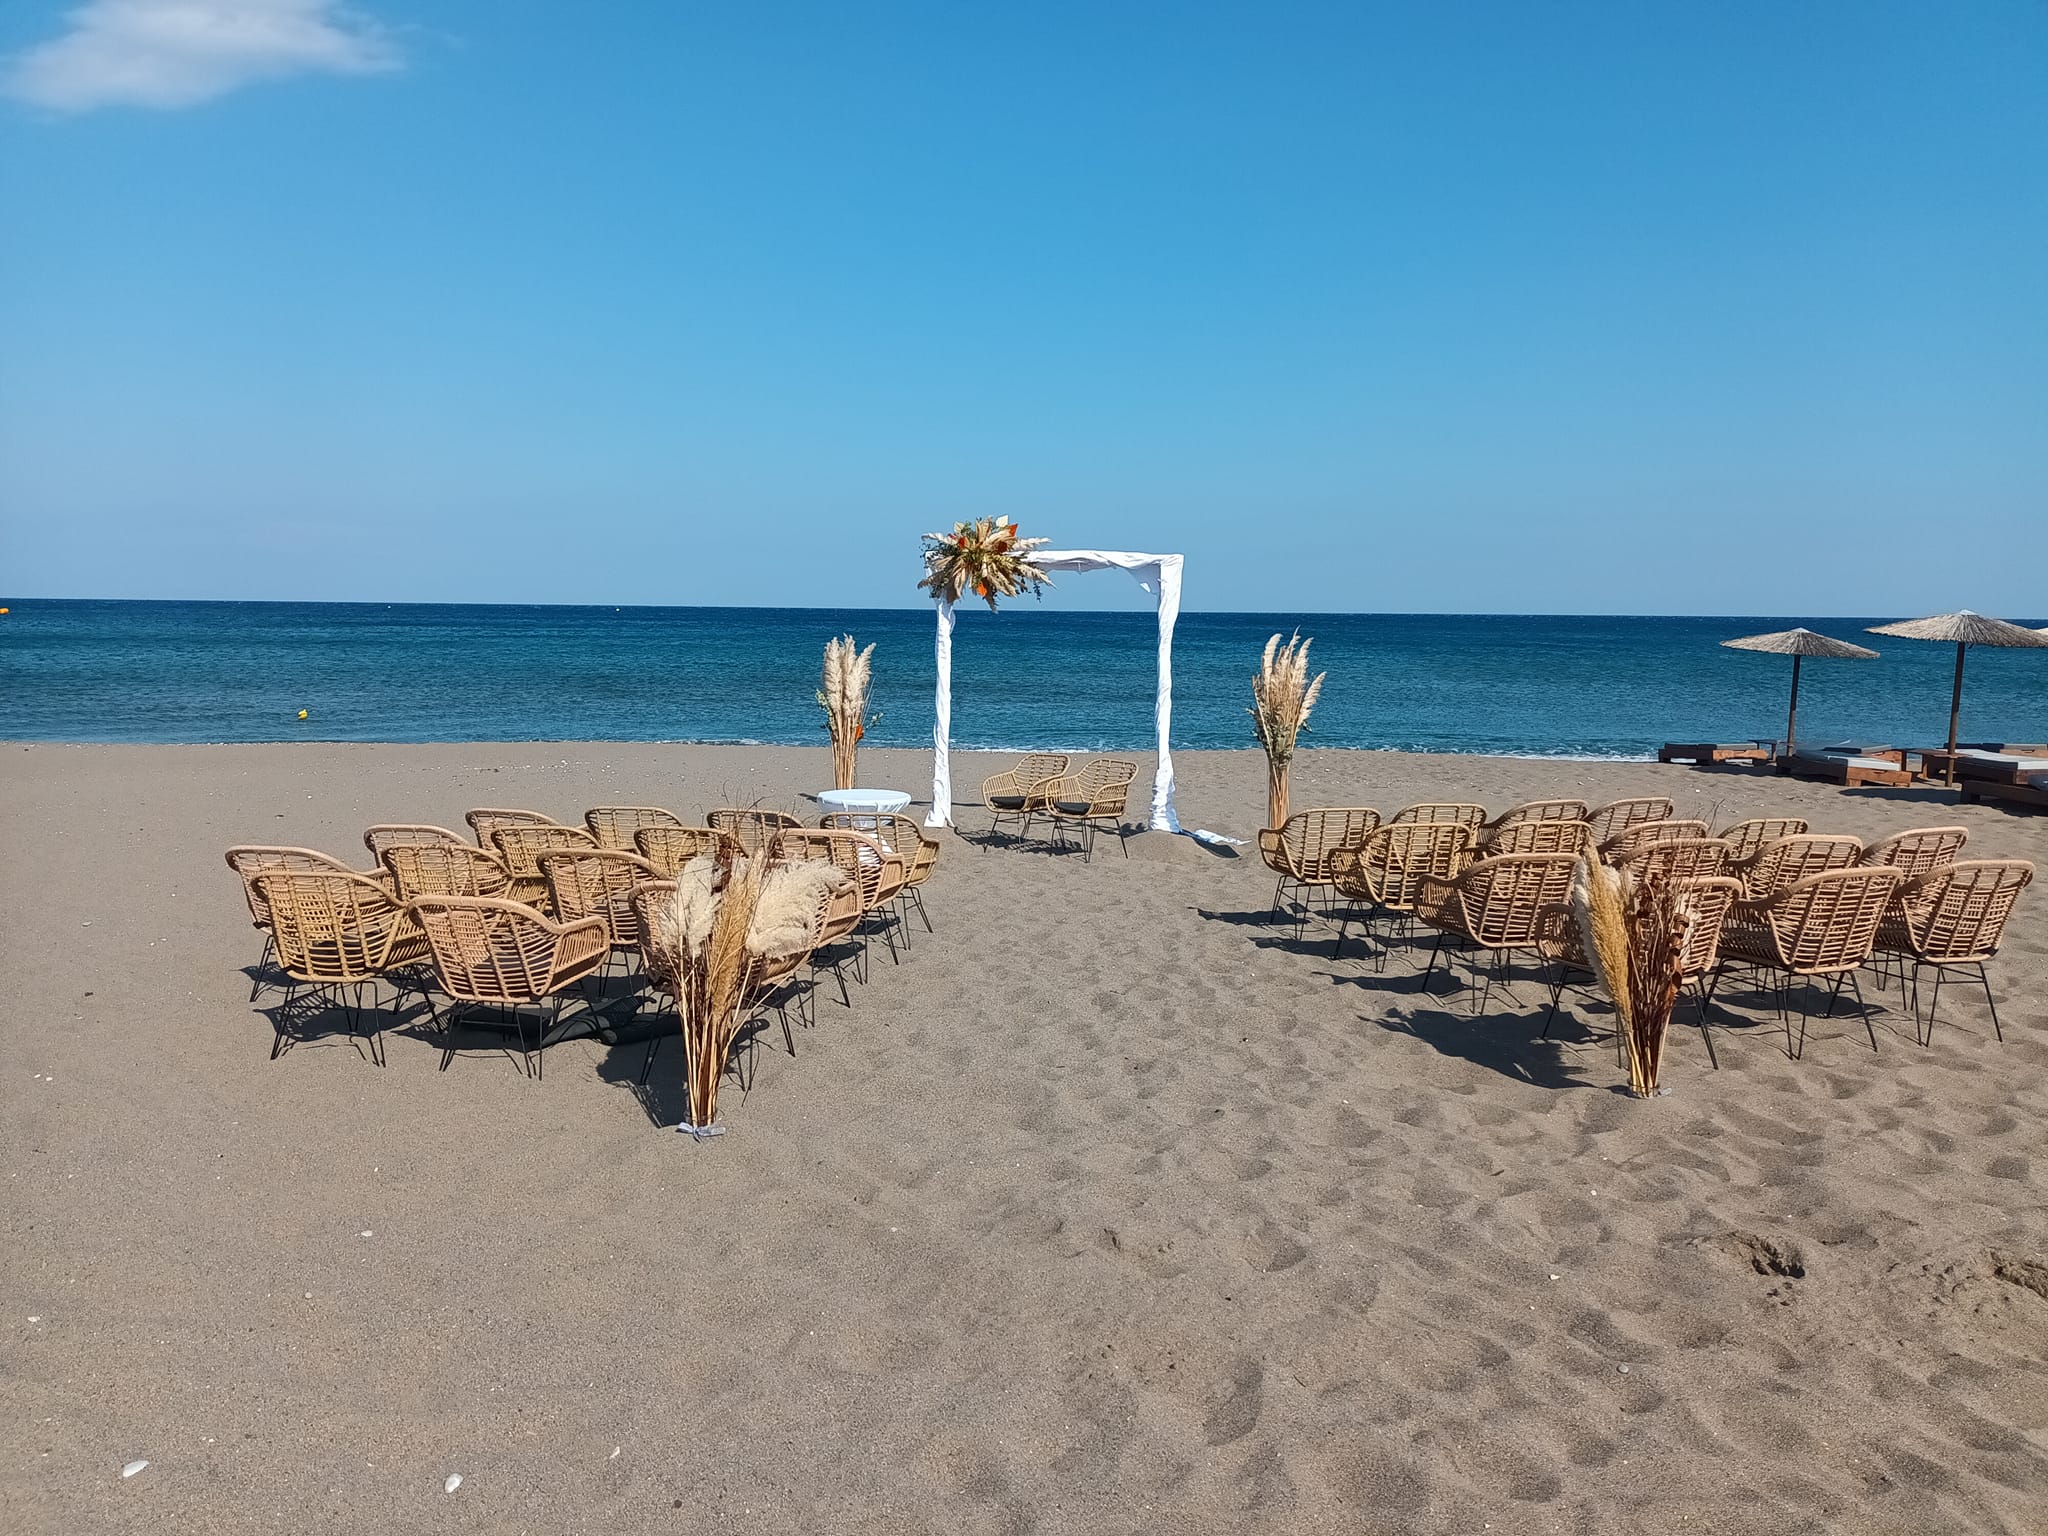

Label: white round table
[817,787,913,816]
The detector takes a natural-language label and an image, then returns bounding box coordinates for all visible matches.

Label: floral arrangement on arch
[917,516,1054,612]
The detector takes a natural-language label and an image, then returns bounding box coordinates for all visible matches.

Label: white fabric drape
[925,550,1183,833]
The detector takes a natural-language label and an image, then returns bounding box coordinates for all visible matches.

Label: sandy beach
[4,740,2045,1535]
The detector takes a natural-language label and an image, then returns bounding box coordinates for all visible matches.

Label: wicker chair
[490,823,599,906]
[819,812,939,933]
[226,845,388,1002]
[1716,817,1809,863]
[1599,818,1710,864]
[585,806,684,851]
[250,868,431,1065]
[539,847,662,962]
[381,841,514,902]
[1716,866,1904,1057]
[1875,860,2033,1044]
[633,824,735,877]
[766,833,874,999]
[1472,799,1590,854]
[1389,802,1488,829]
[980,753,1072,840]
[707,808,802,860]
[1860,826,1968,878]
[1730,832,1863,900]
[1480,819,1593,858]
[1584,797,1676,847]
[1415,852,1579,1010]
[1041,758,1141,861]
[775,828,909,969]
[466,808,560,848]
[1327,821,1472,966]
[1257,807,1382,928]
[363,824,468,860]
[1537,874,1743,1066]
[404,895,609,1078]
[1614,837,1732,885]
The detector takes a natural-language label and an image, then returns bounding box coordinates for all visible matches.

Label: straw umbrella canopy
[1865,611,2048,784]
[1721,627,1878,757]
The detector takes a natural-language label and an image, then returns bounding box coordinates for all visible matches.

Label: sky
[0,1,2043,616]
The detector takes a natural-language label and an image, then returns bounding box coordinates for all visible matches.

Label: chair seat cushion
[988,794,1026,810]
[1054,800,1096,815]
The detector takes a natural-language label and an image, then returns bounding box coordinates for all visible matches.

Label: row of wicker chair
[1262,798,2033,1063]
[225,802,941,1079]
[981,754,1141,859]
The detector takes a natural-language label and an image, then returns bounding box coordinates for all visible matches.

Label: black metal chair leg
[1690,975,1720,1069]
[1978,963,2003,1042]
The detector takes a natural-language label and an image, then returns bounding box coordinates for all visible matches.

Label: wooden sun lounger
[1779,749,1912,789]
[1958,775,2048,811]
[1919,748,2048,786]
[1658,741,1774,766]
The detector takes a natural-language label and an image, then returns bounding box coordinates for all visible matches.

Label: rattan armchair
[1415,851,1579,1010]
[226,845,389,1002]
[1041,758,1140,861]
[1480,819,1593,858]
[707,808,801,859]
[633,824,736,877]
[1860,826,1968,878]
[1875,859,2033,1044]
[539,847,662,964]
[249,867,431,1065]
[819,811,939,933]
[490,823,599,905]
[1257,807,1382,929]
[381,841,514,902]
[1614,837,1732,885]
[765,833,873,1000]
[980,753,1072,840]
[1389,802,1488,829]
[774,828,909,971]
[1716,817,1809,863]
[363,824,468,860]
[404,895,609,1078]
[466,808,560,847]
[1730,832,1863,900]
[1599,818,1711,864]
[1716,866,1904,1057]
[1472,800,1590,855]
[1584,797,1677,846]
[1327,821,1472,966]
[585,805,684,851]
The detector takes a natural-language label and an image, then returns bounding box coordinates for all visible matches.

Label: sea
[1,600,2043,759]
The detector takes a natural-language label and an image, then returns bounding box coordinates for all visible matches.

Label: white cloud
[3,0,400,112]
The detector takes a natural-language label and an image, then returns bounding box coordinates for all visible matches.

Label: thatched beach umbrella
[1865,611,2048,784]
[1721,627,1878,757]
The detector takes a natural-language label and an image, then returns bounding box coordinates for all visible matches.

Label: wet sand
[4,741,2045,1534]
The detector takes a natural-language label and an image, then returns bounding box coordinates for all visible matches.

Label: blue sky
[1,2,2042,615]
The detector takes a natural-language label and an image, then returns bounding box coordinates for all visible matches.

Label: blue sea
[1,600,2043,758]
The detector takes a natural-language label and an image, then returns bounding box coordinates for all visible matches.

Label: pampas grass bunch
[917,516,1053,611]
[1571,849,1689,1098]
[817,634,878,790]
[1250,631,1325,828]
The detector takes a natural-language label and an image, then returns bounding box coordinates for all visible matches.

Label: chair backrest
[1617,837,1731,885]
[491,822,599,879]
[1333,821,1471,910]
[1010,753,1071,788]
[634,824,734,877]
[1482,799,1590,837]
[585,805,683,851]
[1860,826,1968,877]
[1390,802,1488,829]
[773,828,900,908]
[539,848,661,946]
[226,845,361,928]
[1716,817,1809,863]
[1736,833,1863,899]
[818,812,939,884]
[1760,867,1903,972]
[1482,819,1592,858]
[405,894,600,1003]
[1453,853,1580,946]
[252,868,416,983]
[1066,757,1140,810]
[1600,819,1711,863]
[1584,796,1676,846]
[1272,808,1382,881]
[629,880,680,990]
[382,841,512,901]
[363,824,467,859]
[1668,874,1743,976]
[466,808,559,847]
[1894,859,2034,963]
[708,808,802,859]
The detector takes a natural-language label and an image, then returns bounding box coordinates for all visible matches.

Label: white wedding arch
[926,550,1185,833]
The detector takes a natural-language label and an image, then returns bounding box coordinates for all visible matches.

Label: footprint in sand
[1715,1231,1807,1280]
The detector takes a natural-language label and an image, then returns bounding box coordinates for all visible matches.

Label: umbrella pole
[1946,642,1965,786]
[1785,653,1801,758]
